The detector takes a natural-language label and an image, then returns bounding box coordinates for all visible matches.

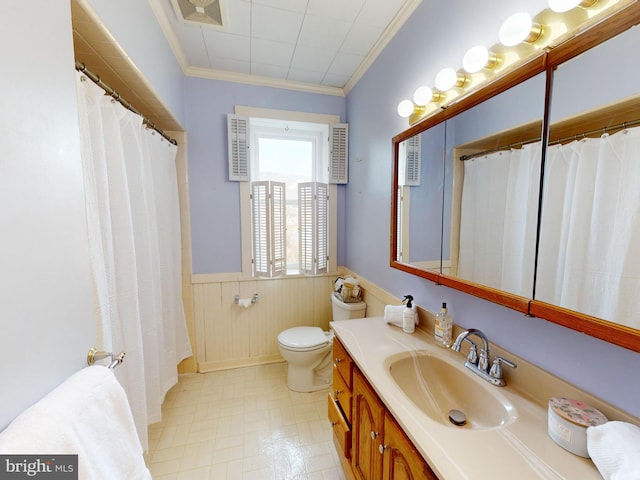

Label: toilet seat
[278,326,332,352]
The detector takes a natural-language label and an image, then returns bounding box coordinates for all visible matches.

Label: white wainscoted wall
[191,269,416,373]
[193,273,336,372]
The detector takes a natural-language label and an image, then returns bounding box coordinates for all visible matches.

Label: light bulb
[397,100,414,118]
[463,46,490,73]
[435,68,458,91]
[499,12,542,47]
[413,86,434,106]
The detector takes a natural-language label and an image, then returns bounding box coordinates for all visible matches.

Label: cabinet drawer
[333,338,353,388]
[333,366,352,424]
[328,394,352,459]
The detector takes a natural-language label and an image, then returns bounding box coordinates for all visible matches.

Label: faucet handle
[489,356,517,381]
[462,338,479,366]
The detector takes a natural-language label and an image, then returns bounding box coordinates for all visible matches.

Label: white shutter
[251,181,285,277]
[228,114,250,181]
[252,182,269,277]
[329,123,348,184]
[316,183,328,273]
[299,183,313,273]
[271,182,286,276]
[399,134,421,186]
[299,182,328,275]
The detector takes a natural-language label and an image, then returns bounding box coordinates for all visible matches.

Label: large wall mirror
[396,122,446,274]
[391,3,640,351]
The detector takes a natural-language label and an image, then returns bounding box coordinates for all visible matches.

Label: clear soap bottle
[434,302,452,347]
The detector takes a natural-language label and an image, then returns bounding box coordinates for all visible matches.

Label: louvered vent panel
[329,124,348,184]
[405,134,421,186]
[228,114,249,181]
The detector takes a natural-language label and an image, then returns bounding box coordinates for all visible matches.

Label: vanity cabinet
[330,342,438,480]
[328,337,354,461]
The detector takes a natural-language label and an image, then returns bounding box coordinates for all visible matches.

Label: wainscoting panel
[193,275,336,372]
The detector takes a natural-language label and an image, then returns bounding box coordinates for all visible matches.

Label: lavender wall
[184,77,346,274]
[345,0,640,417]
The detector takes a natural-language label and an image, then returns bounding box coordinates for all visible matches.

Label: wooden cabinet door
[382,413,439,480]
[352,368,385,480]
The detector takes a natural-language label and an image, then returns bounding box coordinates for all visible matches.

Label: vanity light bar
[397,0,606,121]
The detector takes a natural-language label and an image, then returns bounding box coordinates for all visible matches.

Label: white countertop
[330,317,608,480]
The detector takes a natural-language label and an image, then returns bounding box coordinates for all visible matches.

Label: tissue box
[547,397,607,458]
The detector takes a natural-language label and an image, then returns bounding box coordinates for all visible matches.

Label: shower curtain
[457,143,541,297]
[75,72,192,450]
[537,128,640,329]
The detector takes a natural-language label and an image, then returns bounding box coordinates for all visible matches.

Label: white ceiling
[149,0,422,95]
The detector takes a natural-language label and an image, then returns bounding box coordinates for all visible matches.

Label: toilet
[277,293,366,392]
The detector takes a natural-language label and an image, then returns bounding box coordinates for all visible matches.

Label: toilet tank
[331,293,366,320]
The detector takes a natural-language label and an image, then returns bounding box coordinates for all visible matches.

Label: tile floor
[146,363,347,480]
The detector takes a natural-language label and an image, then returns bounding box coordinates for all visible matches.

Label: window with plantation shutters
[235,110,340,278]
[399,134,421,186]
[251,181,286,277]
[299,182,328,275]
[329,123,348,184]
[228,114,250,181]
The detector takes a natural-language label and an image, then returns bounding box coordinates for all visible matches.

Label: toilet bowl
[278,327,334,392]
[278,294,367,392]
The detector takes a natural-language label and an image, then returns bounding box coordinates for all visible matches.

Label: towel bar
[87,347,126,369]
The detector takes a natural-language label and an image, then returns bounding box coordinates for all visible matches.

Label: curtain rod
[459,117,640,161]
[75,61,177,146]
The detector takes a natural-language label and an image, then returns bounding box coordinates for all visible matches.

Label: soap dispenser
[402,295,417,333]
[434,302,452,347]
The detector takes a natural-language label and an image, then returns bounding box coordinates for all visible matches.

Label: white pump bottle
[402,295,416,333]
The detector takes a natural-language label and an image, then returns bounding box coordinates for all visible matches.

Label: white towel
[587,421,640,480]
[384,305,404,326]
[0,366,151,480]
[384,305,419,326]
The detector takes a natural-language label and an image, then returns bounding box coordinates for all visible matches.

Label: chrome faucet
[451,328,516,387]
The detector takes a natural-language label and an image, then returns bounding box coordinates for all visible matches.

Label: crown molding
[184,66,345,96]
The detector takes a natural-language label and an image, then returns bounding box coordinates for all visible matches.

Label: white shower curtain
[75,72,192,450]
[458,143,541,297]
[537,128,640,329]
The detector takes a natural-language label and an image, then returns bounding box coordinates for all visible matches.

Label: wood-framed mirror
[391,1,640,352]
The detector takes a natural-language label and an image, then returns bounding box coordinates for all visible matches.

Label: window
[228,110,346,277]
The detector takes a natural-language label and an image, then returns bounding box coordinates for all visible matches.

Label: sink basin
[386,351,517,430]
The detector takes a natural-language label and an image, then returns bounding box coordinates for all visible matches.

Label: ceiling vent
[171,0,226,27]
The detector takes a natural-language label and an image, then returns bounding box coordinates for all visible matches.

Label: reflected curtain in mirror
[458,143,541,298]
[537,127,640,330]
